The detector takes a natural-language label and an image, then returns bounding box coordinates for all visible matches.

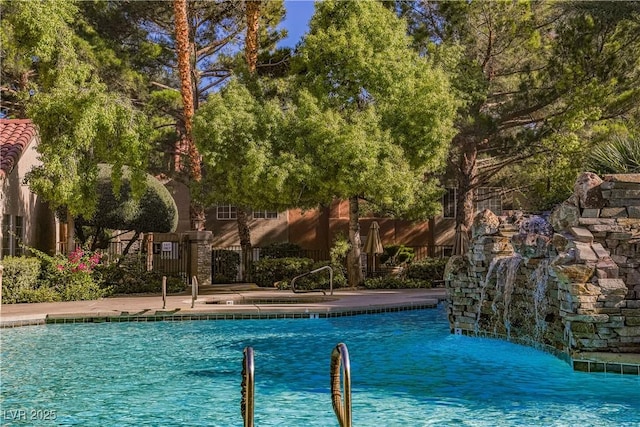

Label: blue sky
[279,1,316,48]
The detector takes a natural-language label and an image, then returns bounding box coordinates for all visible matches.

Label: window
[1,214,23,258]
[217,205,237,220]
[475,187,502,215]
[253,210,278,219]
[442,188,456,219]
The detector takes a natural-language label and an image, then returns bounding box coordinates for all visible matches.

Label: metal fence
[211,244,451,283]
[56,237,190,284]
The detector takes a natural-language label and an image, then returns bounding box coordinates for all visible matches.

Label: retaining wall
[446,173,640,367]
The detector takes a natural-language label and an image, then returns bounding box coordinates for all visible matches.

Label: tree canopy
[76,165,178,250]
[195,1,457,285]
[398,0,640,219]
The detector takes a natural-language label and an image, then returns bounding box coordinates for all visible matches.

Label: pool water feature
[1,305,639,426]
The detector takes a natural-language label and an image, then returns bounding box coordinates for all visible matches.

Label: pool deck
[0,286,447,327]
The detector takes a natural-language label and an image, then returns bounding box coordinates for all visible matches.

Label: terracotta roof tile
[0,119,38,179]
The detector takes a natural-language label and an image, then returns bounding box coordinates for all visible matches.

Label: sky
[278,1,317,48]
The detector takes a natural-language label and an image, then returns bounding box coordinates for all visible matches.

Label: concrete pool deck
[0,286,447,327]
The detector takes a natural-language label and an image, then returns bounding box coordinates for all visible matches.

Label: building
[0,119,57,257]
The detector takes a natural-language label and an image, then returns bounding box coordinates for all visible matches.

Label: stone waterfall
[446,173,640,371]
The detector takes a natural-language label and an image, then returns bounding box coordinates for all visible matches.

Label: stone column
[185,231,213,287]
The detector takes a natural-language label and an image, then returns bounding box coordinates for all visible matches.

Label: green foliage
[380,245,415,266]
[26,88,151,218]
[38,249,107,301]
[278,260,348,292]
[260,242,303,259]
[96,259,185,295]
[77,164,178,233]
[405,258,449,286]
[363,276,431,290]
[290,0,457,216]
[251,257,314,288]
[212,250,240,284]
[588,135,640,174]
[1,256,42,304]
[330,234,350,265]
[400,1,640,221]
[194,79,309,211]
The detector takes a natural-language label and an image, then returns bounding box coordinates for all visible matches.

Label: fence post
[191,275,198,308]
[185,231,213,287]
[162,276,167,309]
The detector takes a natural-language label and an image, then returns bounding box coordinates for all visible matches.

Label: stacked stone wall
[446,173,640,361]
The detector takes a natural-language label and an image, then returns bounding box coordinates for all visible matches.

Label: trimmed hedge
[252,257,314,288]
[96,259,185,294]
[405,258,448,286]
[259,242,303,259]
[363,276,431,289]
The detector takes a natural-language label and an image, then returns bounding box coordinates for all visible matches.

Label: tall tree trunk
[237,207,252,282]
[245,0,260,74]
[455,135,479,231]
[347,196,364,287]
[236,0,261,280]
[173,0,205,230]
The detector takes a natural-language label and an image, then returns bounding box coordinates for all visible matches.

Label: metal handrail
[290,265,334,295]
[330,343,352,427]
[241,347,255,427]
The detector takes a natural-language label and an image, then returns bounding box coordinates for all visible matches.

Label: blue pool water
[1,305,639,426]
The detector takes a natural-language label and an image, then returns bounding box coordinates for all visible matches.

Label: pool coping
[458,328,640,376]
[0,288,446,328]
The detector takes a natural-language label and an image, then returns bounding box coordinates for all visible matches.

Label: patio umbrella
[452,223,469,256]
[364,221,384,273]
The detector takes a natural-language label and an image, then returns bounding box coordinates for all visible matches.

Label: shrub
[97,258,186,294]
[18,286,60,303]
[252,257,314,288]
[260,242,303,259]
[363,276,431,289]
[1,256,42,303]
[212,249,240,283]
[380,245,415,266]
[37,248,107,301]
[405,258,448,286]
[287,260,349,291]
[58,273,106,301]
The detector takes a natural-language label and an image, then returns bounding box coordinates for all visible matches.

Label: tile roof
[0,119,38,179]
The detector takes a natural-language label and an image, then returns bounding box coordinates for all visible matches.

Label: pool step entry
[241,343,352,427]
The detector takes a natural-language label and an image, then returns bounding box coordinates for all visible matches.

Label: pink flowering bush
[57,248,102,273]
[42,247,107,301]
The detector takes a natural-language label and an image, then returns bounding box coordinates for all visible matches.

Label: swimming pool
[1,305,639,426]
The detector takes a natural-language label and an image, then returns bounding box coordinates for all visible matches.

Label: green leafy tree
[398,0,640,220]
[0,0,152,252]
[289,1,457,286]
[76,165,178,253]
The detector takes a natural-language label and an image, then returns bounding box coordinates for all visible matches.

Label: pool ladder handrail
[241,347,255,427]
[290,265,334,295]
[330,343,352,427]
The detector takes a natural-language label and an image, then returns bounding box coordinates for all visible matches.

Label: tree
[2,0,152,253]
[398,0,640,222]
[76,165,178,253]
[172,0,206,231]
[290,1,457,285]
